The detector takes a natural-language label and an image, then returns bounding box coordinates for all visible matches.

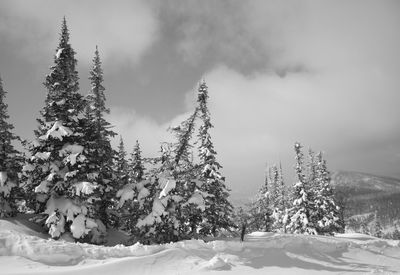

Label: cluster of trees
[347,211,400,239]
[0,18,233,244]
[240,143,344,235]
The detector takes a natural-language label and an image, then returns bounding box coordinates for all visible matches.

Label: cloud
[3,0,398,201]
[104,1,400,200]
[106,107,193,157]
[0,0,159,66]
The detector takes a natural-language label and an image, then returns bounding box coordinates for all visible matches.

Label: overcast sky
[0,0,399,200]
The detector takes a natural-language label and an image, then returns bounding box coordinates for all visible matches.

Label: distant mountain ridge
[331,170,400,193]
[331,171,400,226]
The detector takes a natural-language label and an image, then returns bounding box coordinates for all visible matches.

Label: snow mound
[201,255,230,270]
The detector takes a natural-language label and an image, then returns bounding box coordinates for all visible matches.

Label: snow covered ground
[1,217,400,275]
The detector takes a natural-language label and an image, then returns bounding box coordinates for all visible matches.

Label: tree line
[0,18,233,244]
[236,143,345,236]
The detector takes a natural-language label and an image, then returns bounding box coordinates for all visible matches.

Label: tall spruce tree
[305,149,319,228]
[313,152,342,234]
[197,80,233,236]
[272,163,288,232]
[133,111,198,244]
[251,165,273,231]
[84,46,116,226]
[286,142,317,234]
[23,18,103,242]
[134,143,175,244]
[0,75,21,217]
[171,109,205,239]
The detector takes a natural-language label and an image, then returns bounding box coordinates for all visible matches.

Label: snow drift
[1,218,400,274]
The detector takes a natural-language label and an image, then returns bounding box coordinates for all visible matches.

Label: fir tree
[0,75,21,217]
[269,165,280,210]
[134,109,200,244]
[116,140,146,233]
[22,18,103,242]
[251,166,273,231]
[197,80,233,237]
[170,111,207,239]
[129,140,145,183]
[286,142,317,235]
[313,152,342,234]
[271,163,288,232]
[84,46,116,226]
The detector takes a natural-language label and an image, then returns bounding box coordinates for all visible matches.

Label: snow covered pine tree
[286,142,317,234]
[313,152,342,234]
[84,46,116,229]
[130,110,198,244]
[114,136,129,190]
[250,165,273,232]
[197,80,233,237]
[110,136,130,227]
[22,18,105,243]
[0,75,21,217]
[271,163,288,232]
[115,140,147,233]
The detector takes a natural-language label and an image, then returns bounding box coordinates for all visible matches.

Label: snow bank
[1,219,400,275]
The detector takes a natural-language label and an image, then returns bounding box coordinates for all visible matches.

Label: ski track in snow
[1,219,400,275]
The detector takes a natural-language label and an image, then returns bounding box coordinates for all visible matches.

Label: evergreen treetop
[42,17,82,124]
[129,140,145,183]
